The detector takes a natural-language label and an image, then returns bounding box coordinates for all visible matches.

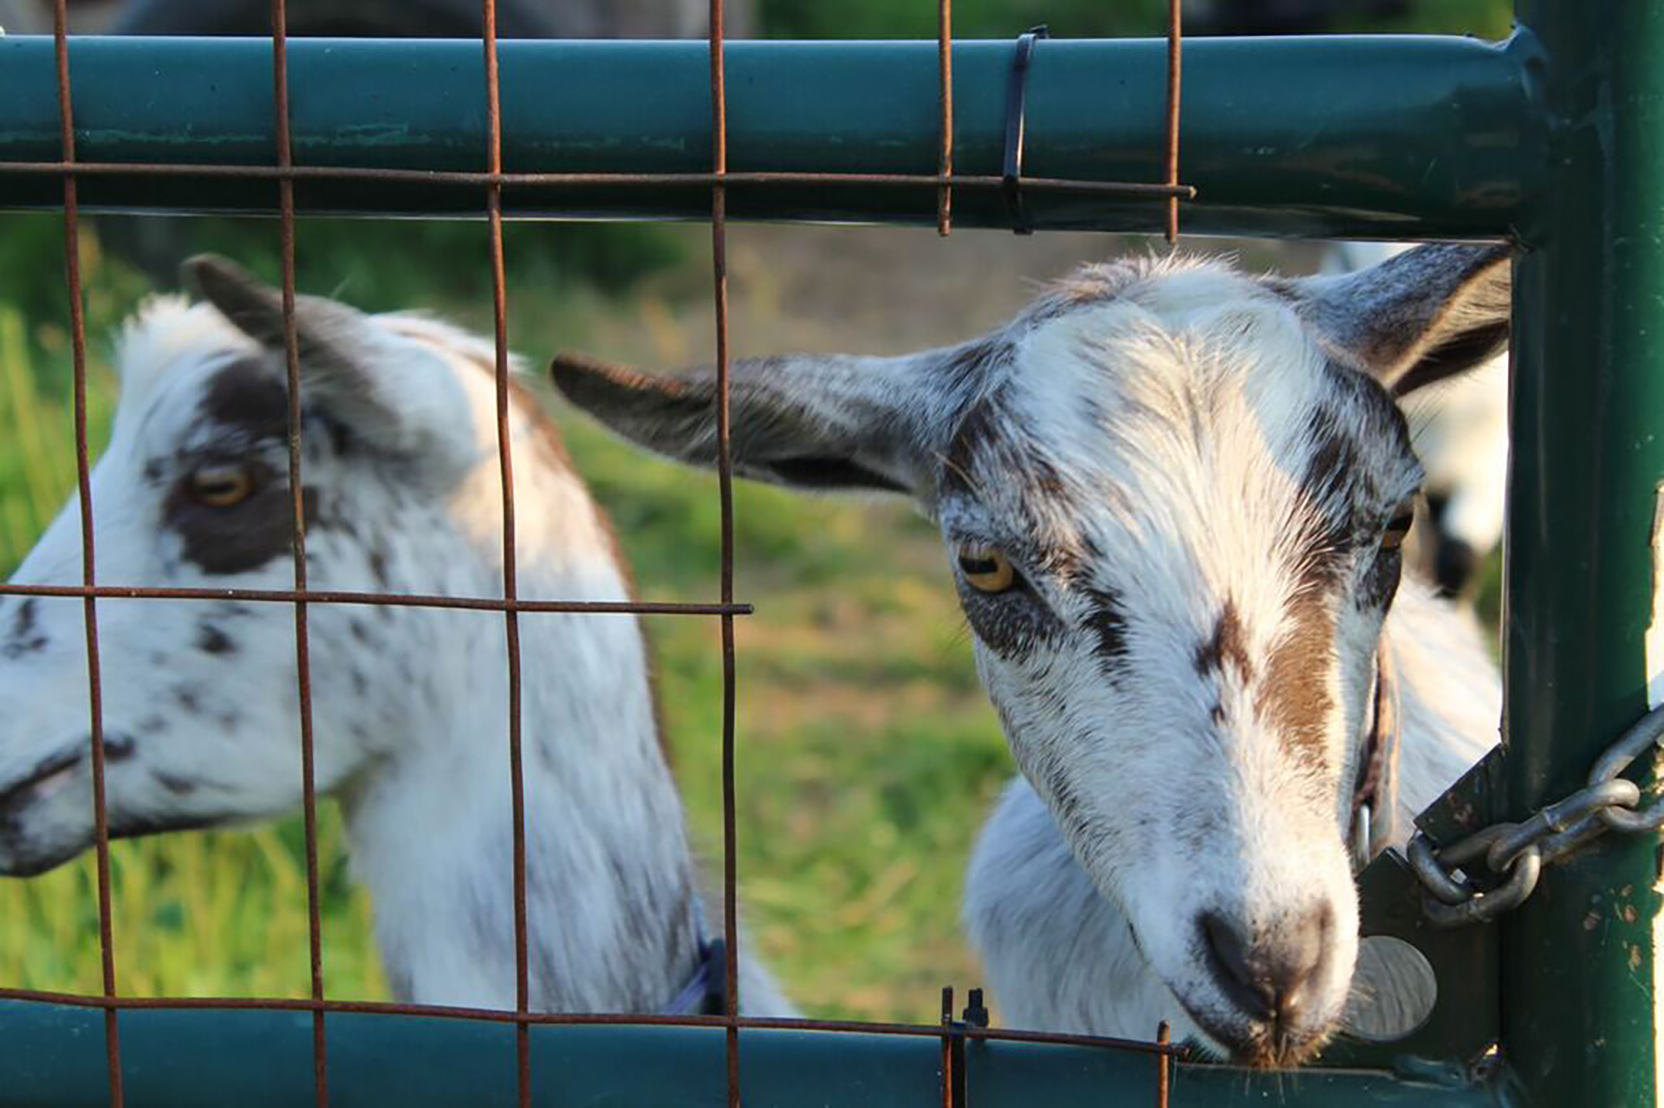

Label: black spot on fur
[939,338,1015,397]
[1083,588,1129,671]
[368,548,391,589]
[175,687,202,713]
[196,624,236,656]
[200,358,288,441]
[1358,546,1405,613]
[154,771,196,796]
[1195,601,1252,681]
[2,599,47,659]
[960,588,1063,660]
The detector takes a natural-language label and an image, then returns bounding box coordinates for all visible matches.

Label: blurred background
[0,0,1509,1023]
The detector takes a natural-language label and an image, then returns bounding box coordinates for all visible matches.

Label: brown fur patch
[1255,593,1334,770]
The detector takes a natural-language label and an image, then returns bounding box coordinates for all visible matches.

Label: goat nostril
[1200,905,1332,1025]
[102,732,136,763]
[1201,912,1275,1021]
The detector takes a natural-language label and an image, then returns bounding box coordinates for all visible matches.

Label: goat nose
[1199,906,1331,1024]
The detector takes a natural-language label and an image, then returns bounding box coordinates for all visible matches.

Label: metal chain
[1407,702,1664,927]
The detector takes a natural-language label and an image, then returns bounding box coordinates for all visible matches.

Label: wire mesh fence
[0,1,1195,1105]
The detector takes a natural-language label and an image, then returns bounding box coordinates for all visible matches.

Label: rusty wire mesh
[0,1,1192,1105]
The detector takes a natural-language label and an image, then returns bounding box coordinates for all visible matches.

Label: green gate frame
[0,2,1659,1104]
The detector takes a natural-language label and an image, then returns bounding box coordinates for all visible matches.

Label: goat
[1324,241,1507,595]
[0,256,790,1017]
[550,243,1508,1067]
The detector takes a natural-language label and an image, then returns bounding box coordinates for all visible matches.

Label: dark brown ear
[551,349,933,494]
[183,254,471,469]
[1286,243,1512,396]
[183,254,371,370]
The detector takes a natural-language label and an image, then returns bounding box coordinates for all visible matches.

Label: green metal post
[1505,3,1664,1105]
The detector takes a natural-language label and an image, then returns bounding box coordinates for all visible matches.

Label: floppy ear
[1286,243,1512,396]
[184,254,473,468]
[551,348,947,495]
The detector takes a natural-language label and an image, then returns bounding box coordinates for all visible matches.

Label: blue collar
[661,936,727,1016]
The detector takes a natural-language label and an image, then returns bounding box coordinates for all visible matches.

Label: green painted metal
[1501,2,1664,1105]
[0,1002,1501,1108]
[0,34,1541,237]
[0,1002,943,1108]
[964,1039,1499,1106]
[1323,749,1508,1074]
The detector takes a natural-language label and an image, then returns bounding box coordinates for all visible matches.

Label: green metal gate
[0,2,1659,1105]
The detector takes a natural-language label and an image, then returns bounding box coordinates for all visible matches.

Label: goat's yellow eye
[189,465,255,508]
[957,544,1016,593]
[1381,507,1414,551]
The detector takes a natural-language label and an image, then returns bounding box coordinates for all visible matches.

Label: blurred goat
[0,256,789,1017]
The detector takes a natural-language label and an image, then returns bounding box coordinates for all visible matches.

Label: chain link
[1407,702,1664,927]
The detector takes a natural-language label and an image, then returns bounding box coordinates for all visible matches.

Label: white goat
[551,243,1508,1067]
[0,256,789,1017]
[1324,241,1507,595]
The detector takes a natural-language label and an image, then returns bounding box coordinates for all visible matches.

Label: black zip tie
[1002,25,1049,236]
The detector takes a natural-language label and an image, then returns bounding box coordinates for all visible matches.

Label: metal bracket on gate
[1001,25,1049,235]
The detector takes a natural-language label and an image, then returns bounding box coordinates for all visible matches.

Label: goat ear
[1288,243,1511,396]
[183,255,472,467]
[551,350,930,494]
[184,254,368,370]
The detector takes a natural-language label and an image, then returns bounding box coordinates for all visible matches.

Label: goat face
[0,257,491,877]
[552,243,1510,1067]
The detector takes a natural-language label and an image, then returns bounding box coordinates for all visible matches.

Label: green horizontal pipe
[0,1002,1499,1107]
[0,34,1542,237]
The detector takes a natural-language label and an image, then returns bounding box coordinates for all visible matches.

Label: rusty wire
[939,987,955,1108]
[0,984,1187,1054]
[1165,0,1184,243]
[268,2,329,1103]
[50,4,122,1105]
[0,581,748,614]
[0,161,1195,202]
[479,3,535,1106]
[1157,1020,1172,1106]
[937,0,954,235]
[15,6,1194,1105]
[707,2,743,1104]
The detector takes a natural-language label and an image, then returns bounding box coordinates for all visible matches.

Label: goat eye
[1380,507,1414,551]
[188,465,255,508]
[957,544,1016,593]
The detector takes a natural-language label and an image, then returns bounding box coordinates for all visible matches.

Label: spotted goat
[0,256,790,1017]
[551,243,1507,1067]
